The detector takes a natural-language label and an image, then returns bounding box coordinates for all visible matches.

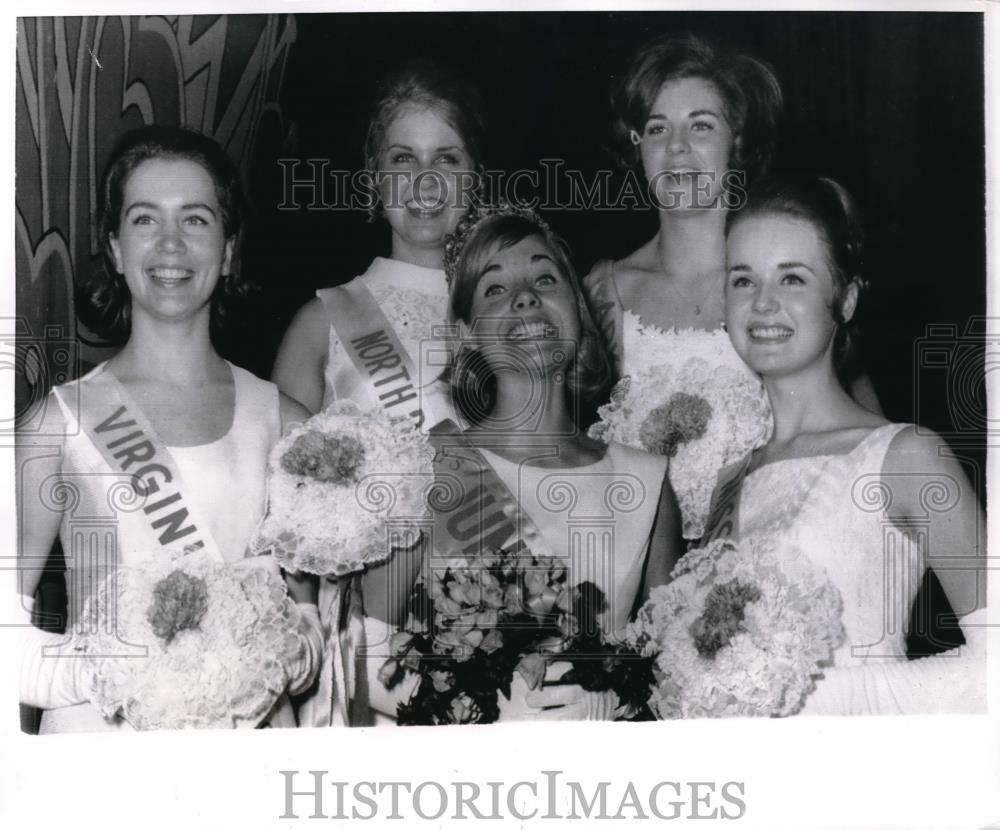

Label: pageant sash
[320,279,442,725]
[320,280,444,430]
[699,451,753,545]
[70,366,225,562]
[426,420,558,566]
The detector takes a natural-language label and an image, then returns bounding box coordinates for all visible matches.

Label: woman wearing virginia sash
[367,206,685,722]
[702,175,986,714]
[271,62,486,724]
[16,126,323,731]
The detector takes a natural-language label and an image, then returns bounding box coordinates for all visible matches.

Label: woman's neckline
[478,442,611,471]
[97,360,239,450]
[745,423,899,480]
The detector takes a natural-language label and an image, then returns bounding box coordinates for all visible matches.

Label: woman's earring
[629,129,642,146]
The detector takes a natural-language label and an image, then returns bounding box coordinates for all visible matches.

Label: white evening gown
[585,260,771,541]
[737,423,985,715]
[36,361,295,732]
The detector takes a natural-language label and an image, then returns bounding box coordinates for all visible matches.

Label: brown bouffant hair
[614,34,783,185]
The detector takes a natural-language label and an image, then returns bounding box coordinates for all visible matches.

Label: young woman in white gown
[366,207,684,722]
[707,175,986,715]
[16,126,322,731]
[584,35,879,541]
[270,62,486,724]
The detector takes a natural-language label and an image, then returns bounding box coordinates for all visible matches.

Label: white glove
[497,661,622,722]
[235,556,325,698]
[18,595,91,710]
[801,608,987,716]
[363,615,419,719]
[286,602,325,697]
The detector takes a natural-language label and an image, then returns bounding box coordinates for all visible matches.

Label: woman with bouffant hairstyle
[361,205,683,724]
[447,211,611,429]
[584,34,880,544]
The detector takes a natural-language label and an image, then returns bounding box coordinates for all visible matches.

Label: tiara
[443,201,551,286]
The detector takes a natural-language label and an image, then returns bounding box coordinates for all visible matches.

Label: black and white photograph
[3,3,998,829]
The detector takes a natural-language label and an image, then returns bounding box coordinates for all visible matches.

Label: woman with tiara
[365,205,684,724]
[270,61,485,724]
[17,126,322,731]
[584,34,880,543]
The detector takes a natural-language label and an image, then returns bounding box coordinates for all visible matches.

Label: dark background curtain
[260,11,985,480]
[15,11,985,730]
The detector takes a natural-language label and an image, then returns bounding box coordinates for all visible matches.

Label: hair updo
[363,59,487,218]
[725,174,868,387]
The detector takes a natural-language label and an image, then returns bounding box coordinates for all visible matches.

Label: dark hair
[363,60,487,217]
[448,213,612,428]
[78,124,250,345]
[725,174,867,386]
[614,34,783,184]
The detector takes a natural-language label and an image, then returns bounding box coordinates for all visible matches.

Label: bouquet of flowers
[74,553,302,730]
[625,538,844,718]
[249,401,434,576]
[589,353,772,539]
[379,549,654,725]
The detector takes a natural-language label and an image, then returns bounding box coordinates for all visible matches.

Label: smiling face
[378,104,474,263]
[465,234,582,377]
[109,157,233,325]
[640,76,736,210]
[725,213,857,379]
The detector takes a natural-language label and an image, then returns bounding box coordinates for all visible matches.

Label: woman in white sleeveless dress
[270,63,486,724]
[17,126,321,731]
[706,175,985,714]
[366,206,684,722]
[584,35,879,541]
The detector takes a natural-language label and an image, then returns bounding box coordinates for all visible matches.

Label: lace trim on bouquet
[626,537,844,718]
[248,400,434,576]
[74,552,301,730]
[590,352,772,539]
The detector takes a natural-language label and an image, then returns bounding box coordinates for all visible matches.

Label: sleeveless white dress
[37,361,293,732]
[480,443,669,641]
[585,260,772,540]
[738,424,920,666]
[318,256,452,423]
[734,423,986,714]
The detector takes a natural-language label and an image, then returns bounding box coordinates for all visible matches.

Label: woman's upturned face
[109,157,232,324]
[640,76,735,211]
[466,235,582,377]
[378,104,475,261]
[725,213,852,379]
